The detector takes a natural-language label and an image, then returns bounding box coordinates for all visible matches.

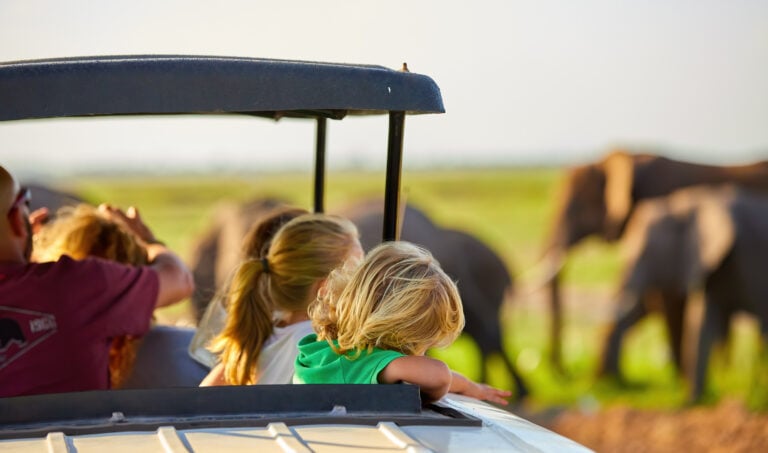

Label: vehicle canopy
[0,54,445,238]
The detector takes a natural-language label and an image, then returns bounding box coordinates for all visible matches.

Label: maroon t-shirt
[0,255,159,397]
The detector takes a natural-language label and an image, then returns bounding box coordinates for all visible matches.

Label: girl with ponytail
[200,213,362,386]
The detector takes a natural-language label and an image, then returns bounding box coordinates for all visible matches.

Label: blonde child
[201,213,363,386]
[294,241,511,404]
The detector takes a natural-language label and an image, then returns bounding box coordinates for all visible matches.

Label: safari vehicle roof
[0,54,445,239]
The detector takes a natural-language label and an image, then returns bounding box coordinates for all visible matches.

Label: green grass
[52,168,766,411]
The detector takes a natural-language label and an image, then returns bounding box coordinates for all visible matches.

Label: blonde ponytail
[210,258,273,385]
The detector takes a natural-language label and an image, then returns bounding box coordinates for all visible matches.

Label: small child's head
[312,241,464,356]
[33,203,148,265]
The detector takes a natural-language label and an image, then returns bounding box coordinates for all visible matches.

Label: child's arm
[378,356,512,405]
[448,370,512,405]
[199,363,228,386]
[378,356,452,402]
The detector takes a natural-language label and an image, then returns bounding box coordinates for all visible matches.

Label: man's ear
[7,208,27,237]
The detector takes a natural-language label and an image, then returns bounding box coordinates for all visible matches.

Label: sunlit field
[54,168,766,410]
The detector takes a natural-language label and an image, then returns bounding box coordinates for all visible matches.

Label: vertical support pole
[383,111,405,242]
[313,116,327,213]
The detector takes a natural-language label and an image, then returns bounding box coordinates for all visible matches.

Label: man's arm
[144,241,195,307]
[99,204,194,308]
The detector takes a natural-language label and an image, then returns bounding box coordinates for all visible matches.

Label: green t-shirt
[293,333,405,384]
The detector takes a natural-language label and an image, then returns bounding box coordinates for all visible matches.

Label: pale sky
[1,0,767,176]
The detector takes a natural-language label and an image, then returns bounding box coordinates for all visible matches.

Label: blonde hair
[33,203,148,388]
[311,241,464,357]
[34,204,148,265]
[211,213,360,385]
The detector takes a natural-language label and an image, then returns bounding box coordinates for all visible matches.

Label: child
[189,205,309,368]
[201,213,363,386]
[294,241,511,405]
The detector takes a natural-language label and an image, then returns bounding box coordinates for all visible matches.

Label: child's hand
[461,381,512,406]
[449,371,512,405]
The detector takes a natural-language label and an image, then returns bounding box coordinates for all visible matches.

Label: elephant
[340,199,527,397]
[598,185,768,401]
[542,150,768,373]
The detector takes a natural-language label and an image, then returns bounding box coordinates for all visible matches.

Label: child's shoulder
[297,332,319,346]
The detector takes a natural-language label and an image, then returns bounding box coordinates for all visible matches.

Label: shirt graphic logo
[0,306,57,370]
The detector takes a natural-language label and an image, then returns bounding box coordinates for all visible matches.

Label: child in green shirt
[294,241,511,405]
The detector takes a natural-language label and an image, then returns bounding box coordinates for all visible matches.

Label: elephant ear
[603,150,635,240]
[684,197,735,292]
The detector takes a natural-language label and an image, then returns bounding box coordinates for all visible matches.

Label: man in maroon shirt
[0,165,194,396]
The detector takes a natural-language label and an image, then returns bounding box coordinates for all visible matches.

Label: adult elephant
[599,185,768,401]
[341,199,527,397]
[543,150,768,373]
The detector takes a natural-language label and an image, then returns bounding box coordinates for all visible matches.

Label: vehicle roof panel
[0,55,445,121]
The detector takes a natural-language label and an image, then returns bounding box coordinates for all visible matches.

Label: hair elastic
[261,257,270,274]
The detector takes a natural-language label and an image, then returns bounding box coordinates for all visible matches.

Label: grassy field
[54,167,766,410]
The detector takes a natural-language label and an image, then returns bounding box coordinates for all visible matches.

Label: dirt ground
[538,399,768,452]
[509,287,767,451]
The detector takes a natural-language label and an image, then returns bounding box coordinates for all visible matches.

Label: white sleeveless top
[254,320,314,384]
[188,300,314,384]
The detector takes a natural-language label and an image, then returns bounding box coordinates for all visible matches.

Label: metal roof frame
[0,55,445,240]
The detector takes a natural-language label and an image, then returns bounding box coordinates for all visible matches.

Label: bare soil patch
[542,400,768,452]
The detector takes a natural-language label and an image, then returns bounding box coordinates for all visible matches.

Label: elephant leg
[661,290,687,375]
[688,295,724,402]
[549,272,565,375]
[472,328,529,399]
[500,351,529,399]
[599,291,647,380]
[480,341,529,399]
[712,307,734,370]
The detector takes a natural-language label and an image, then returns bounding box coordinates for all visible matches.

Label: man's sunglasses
[8,186,31,215]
